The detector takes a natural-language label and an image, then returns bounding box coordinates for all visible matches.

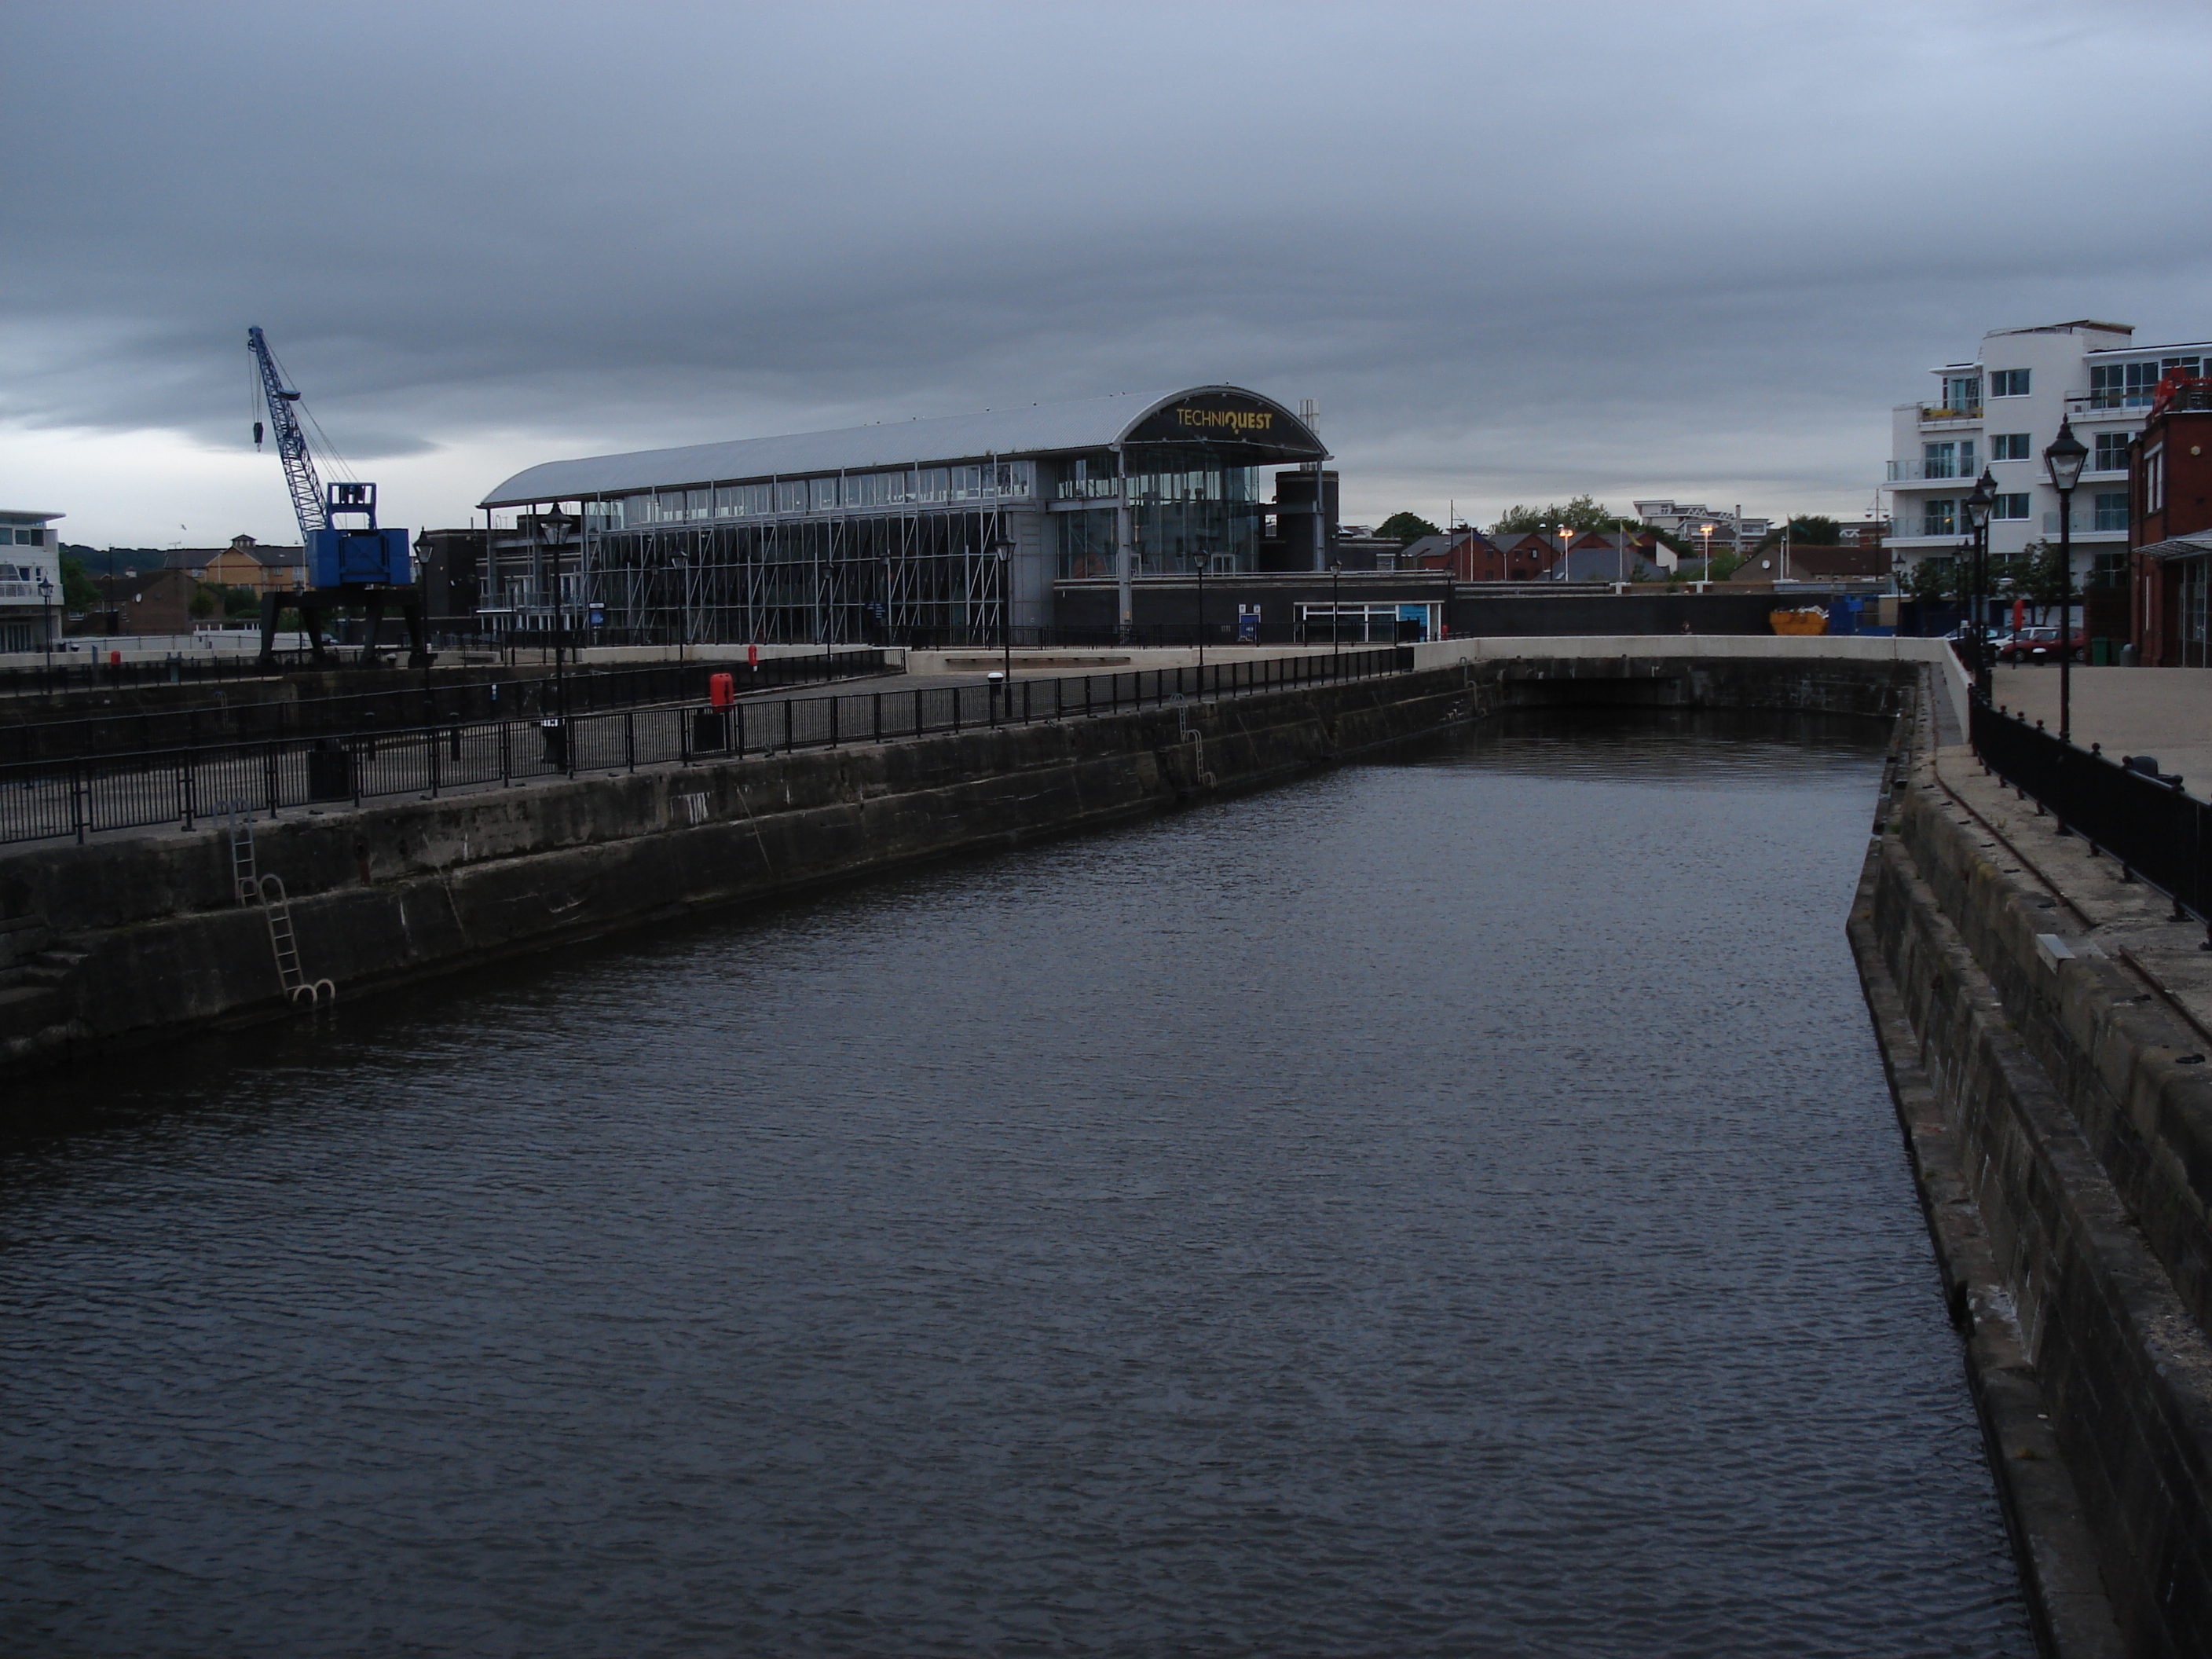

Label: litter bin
[306,738,353,801]
[2090,637,2113,666]
[540,717,567,768]
[692,709,729,753]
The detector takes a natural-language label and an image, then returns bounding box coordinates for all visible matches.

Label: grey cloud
[5,0,2210,535]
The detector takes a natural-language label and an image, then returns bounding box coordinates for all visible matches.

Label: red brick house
[2129,377,2212,665]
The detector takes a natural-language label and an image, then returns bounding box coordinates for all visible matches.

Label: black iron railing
[1969,699,2211,939]
[0,647,1408,846]
[0,650,888,766]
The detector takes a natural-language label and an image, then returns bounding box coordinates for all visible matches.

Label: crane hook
[253,420,264,449]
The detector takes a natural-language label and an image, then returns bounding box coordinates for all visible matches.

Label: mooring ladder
[224,800,258,906]
[253,873,334,1005]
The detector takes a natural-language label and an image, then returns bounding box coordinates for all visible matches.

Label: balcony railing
[1886,458,1979,482]
[1918,403,1982,423]
[2042,510,2130,535]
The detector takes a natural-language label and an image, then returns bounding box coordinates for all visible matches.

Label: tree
[188,583,218,619]
[58,551,99,612]
[1707,551,1749,580]
[1375,511,1440,545]
[1490,494,1617,534]
[1756,514,1844,551]
[222,584,262,619]
[1907,557,1964,604]
[2016,540,2070,607]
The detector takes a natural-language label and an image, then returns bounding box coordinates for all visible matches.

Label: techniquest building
[477,386,1357,647]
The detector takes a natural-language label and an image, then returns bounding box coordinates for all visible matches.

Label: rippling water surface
[1,710,2030,1657]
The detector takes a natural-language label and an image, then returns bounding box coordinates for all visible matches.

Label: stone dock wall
[1,650,1922,1080]
[0,668,1467,1076]
[1851,687,2212,1657]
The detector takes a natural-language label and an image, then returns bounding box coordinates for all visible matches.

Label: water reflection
[0,711,2027,1657]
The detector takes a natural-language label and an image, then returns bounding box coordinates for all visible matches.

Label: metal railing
[1,650,888,766]
[1970,699,2210,939]
[0,647,1407,846]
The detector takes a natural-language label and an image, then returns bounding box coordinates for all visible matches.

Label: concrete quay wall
[0,668,1472,1077]
[0,649,1925,1081]
[1852,693,2212,1657]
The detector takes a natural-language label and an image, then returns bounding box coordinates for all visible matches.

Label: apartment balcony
[1917,403,1982,426]
[2062,393,2148,421]
[2042,510,2130,538]
[1885,458,1979,482]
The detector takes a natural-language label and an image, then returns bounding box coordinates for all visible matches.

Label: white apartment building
[1632,500,1771,566]
[1884,320,2210,588]
[0,510,64,654]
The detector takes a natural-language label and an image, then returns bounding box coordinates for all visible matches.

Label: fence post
[916,687,924,736]
[1023,679,1031,723]
[830,694,839,749]
[785,697,794,753]
[500,719,511,787]
[952,686,961,734]
[873,691,882,744]
[353,738,363,809]
[181,749,196,832]
[73,756,86,845]
[734,701,745,758]
[626,708,636,771]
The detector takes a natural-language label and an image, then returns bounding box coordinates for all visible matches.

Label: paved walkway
[1985,665,2212,789]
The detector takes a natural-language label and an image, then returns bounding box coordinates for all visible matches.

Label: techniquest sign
[1124,392,1321,450]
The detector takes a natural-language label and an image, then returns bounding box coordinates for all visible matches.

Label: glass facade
[1051,448,1264,577]
[584,462,1037,531]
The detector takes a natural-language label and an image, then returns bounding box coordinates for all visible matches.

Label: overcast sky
[6,0,2210,548]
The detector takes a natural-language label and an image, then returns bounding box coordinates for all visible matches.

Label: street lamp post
[37,572,54,686]
[537,508,577,719]
[1697,523,1714,588]
[1328,561,1342,657]
[1196,555,1206,674]
[2044,419,2089,742]
[1965,471,1994,701]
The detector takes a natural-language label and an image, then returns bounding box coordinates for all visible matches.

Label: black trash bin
[306,738,353,801]
[692,709,729,753]
[540,718,567,768]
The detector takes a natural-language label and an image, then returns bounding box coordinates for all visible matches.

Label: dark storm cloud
[5,0,2211,529]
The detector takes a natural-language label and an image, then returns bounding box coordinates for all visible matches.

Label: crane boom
[247,326,328,538]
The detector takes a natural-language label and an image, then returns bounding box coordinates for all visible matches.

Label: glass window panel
[1921,500,1957,536]
[918,469,947,503]
[810,477,840,511]
[776,480,807,513]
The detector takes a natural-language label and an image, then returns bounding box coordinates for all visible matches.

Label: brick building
[2128,378,2212,666]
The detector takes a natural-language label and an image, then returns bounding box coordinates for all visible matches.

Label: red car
[1998,625,2086,665]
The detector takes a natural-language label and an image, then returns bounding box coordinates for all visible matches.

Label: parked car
[1998,625,2086,665]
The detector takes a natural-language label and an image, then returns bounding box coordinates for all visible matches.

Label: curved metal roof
[480,385,1321,507]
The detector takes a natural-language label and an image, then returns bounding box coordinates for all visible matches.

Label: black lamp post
[1964,472,1994,701]
[1196,554,1207,674]
[537,508,577,717]
[2044,418,2089,741]
[37,571,53,683]
[1328,561,1342,656]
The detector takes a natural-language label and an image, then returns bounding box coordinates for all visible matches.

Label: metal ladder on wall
[225,804,334,1005]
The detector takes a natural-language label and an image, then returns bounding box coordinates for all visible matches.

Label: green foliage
[1706,551,1749,580]
[1755,515,1844,551]
[1906,557,1961,603]
[1490,494,1618,534]
[222,585,262,619]
[188,584,218,619]
[1375,511,1440,545]
[2016,540,2070,606]
[58,552,99,611]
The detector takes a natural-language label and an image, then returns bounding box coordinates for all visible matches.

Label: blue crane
[247,326,328,543]
[246,326,423,667]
